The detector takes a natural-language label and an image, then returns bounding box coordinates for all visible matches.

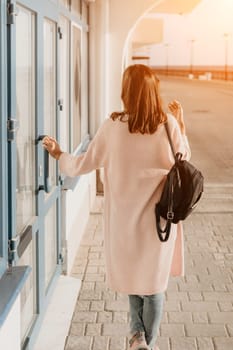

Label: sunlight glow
[144,0,233,67]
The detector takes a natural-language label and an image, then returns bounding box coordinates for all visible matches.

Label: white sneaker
[129,331,150,350]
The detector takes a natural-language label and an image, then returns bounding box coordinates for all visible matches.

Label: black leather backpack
[155,123,204,242]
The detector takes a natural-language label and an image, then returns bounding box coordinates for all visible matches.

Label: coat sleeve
[59,120,107,177]
[168,114,191,161]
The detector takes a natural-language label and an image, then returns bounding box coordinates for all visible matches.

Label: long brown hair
[111,64,167,134]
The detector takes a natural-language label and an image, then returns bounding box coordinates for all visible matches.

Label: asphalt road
[160,77,233,184]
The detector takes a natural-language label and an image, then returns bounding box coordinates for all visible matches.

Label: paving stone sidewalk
[65,197,233,350]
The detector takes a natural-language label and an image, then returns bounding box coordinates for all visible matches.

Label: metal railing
[152,66,233,81]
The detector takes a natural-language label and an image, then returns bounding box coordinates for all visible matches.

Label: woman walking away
[43,64,191,350]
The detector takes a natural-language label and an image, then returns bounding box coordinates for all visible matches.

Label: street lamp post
[164,43,170,75]
[224,33,230,81]
[189,39,196,74]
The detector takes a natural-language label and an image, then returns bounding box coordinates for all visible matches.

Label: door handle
[38,135,52,193]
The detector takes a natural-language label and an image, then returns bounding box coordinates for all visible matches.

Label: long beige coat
[59,114,191,295]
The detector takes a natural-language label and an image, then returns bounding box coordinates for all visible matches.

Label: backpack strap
[155,206,172,242]
[155,171,175,242]
[155,124,177,242]
[165,122,176,159]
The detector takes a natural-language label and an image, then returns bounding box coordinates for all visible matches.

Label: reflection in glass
[16,6,35,234]
[44,19,56,189]
[44,203,57,290]
[72,25,81,150]
[59,16,70,152]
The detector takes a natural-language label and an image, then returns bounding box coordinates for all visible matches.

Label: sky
[147,0,233,67]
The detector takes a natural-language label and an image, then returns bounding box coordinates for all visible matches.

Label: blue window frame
[0,0,8,278]
[0,0,89,275]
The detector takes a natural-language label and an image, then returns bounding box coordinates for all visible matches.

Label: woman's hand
[168,100,186,134]
[42,136,63,160]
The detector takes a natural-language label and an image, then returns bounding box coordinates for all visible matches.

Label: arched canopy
[107,0,202,112]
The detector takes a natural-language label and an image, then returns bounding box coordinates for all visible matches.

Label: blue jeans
[128,293,164,349]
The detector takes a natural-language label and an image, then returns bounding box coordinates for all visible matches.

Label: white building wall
[62,172,97,275]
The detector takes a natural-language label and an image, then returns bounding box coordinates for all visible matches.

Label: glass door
[7,1,62,347]
[14,4,37,344]
[43,17,60,292]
